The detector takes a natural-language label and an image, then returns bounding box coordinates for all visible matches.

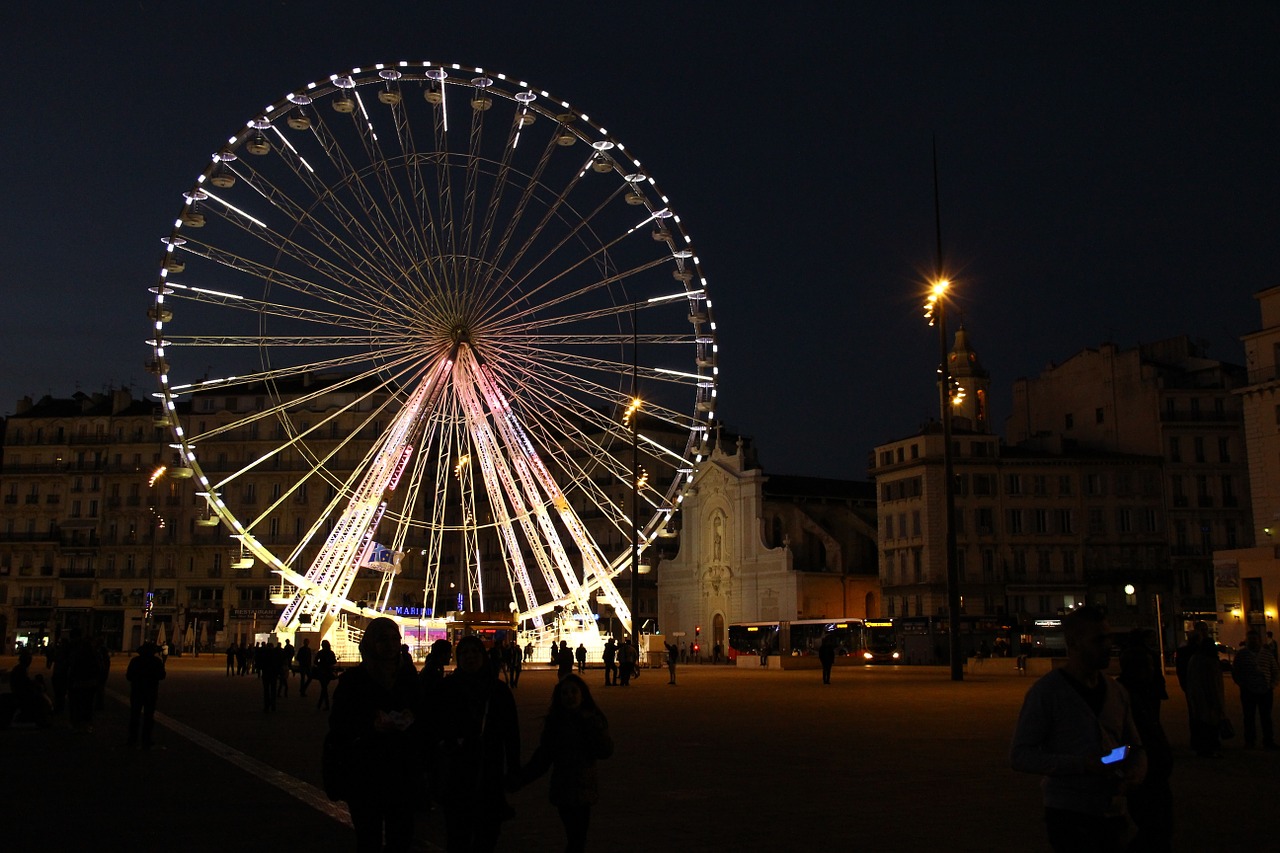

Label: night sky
[4,3,1277,480]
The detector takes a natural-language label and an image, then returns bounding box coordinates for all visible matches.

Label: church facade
[656,436,880,656]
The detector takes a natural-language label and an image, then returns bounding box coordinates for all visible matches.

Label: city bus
[728,619,869,660]
[860,618,902,663]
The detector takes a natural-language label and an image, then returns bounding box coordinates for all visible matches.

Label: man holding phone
[1011,606,1146,852]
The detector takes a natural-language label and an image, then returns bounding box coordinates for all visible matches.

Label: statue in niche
[712,514,723,562]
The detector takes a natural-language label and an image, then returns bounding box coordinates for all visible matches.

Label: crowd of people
[325,620,614,853]
[1012,609,1278,853]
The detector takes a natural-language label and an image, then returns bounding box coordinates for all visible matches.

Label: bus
[728,619,869,660]
[860,618,901,663]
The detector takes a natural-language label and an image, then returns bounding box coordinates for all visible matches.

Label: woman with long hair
[514,673,613,853]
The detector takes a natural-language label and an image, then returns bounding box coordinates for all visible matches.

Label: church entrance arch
[713,612,725,651]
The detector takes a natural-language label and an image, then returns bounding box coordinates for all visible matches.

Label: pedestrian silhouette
[1011,606,1146,852]
[326,617,422,853]
[1232,629,1279,749]
[602,639,617,687]
[435,635,521,853]
[511,674,613,853]
[666,642,678,685]
[126,642,167,749]
[313,639,338,711]
[295,638,314,696]
[1116,631,1174,852]
[818,635,836,685]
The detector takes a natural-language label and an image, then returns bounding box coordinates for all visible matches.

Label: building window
[1055,509,1074,535]
[1065,413,1074,430]
[1117,508,1133,534]
[884,515,894,540]
[910,444,919,459]
[1032,475,1048,497]
[1012,550,1027,577]
[1034,509,1050,534]
[912,549,922,583]
[1062,549,1077,577]
[1095,407,1105,424]
[1219,437,1231,463]
[956,549,966,581]
[1037,550,1052,575]
[982,549,996,580]
[1193,437,1205,463]
[1225,521,1238,549]
[1007,509,1024,535]
[911,511,921,536]
[1058,475,1073,496]
[1143,509,1158,533]
[976,508,995,535]
[1006,474,1022,495]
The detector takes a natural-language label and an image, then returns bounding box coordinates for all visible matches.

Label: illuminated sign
[1034,619,1062,628]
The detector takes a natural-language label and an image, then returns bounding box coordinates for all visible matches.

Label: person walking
[258,639,284,712]
[1232,629,1280,750]
[666,642,678,685]
[617,641,635,687]
[225,642,238,676]
[602,639,617,687]
[1184,622,1225,758]
[278,640,296,697]
[818,635,836,685]
[575,643,587,676]
[505,640,523,689]
[314,639,338,711]
[1011,606,1146,853]
[126,642,167,749]
[295,638,314,697]
[435,635,521,853]
[326,617,422,853]
[511,674,613,853]
[557,641,575,681]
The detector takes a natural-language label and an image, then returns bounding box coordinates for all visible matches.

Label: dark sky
[3,2,1277,480]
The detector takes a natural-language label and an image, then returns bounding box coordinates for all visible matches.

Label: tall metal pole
[934,139,963,682]
[630,302,640,649]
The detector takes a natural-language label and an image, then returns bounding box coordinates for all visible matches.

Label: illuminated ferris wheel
[146,62,719,643]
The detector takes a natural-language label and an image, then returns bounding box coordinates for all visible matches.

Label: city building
[1007,336,1252,630]
[871,332,1246,660]
[1214,286,1280,649]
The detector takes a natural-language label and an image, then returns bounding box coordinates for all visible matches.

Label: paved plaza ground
[1,654,1272,852]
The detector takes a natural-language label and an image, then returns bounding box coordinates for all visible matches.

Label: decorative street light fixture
[145,464,167,646]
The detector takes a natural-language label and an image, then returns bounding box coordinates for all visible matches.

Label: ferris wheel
[146,62,719,644]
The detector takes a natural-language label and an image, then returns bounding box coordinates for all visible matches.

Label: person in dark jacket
[513,674,613,853]
[1117,632,1173,853]
[818,636,836,685]
[126,642,167,748]
[436,635,520,853]
[327,617,422,853]
[314,639,338,711]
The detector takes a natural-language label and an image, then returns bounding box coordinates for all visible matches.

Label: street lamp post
[925,141,963,682]
[629,302,640,650]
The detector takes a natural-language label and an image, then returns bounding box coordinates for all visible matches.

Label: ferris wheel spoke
[470,130,563,313]
[476,181,628,326]
[164,284,392,334]
[487,256,674,331]
[496,366,672,521]
[175,228,395,319]
[222,156,420,311]
[490,341,707,389]
[289,105,429,293]
[499,352,697,438]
